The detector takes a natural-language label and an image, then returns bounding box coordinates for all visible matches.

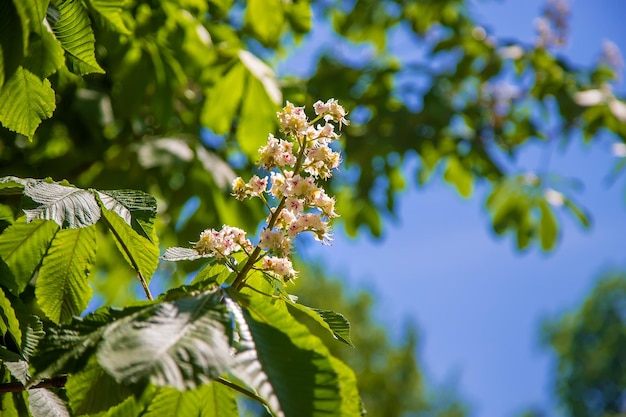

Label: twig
[0,375,67,393]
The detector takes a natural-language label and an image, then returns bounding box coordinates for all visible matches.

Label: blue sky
[295,1,626,416]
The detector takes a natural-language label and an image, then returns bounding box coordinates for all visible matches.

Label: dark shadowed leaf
[227,292,361,417]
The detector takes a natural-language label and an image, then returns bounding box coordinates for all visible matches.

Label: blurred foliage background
[1,0,626,415]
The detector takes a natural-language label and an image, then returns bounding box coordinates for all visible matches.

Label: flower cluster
[196,99,349,284]
[194,225,254,259]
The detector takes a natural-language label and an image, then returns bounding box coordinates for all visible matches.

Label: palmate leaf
[0,66,56,139]
[227,292,362,417]
[97,290,231,390]
[97,189,158,243]
[23,181,101,228]
[0,218,59,294]
[99,207,159,286]
[49,0,104,76]
[36,226,97,323]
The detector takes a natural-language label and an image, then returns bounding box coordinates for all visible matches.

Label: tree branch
[0,375,67,393]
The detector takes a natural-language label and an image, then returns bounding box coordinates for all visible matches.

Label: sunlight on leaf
[24,181,101,228]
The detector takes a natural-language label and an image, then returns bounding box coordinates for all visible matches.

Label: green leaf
[284,297,354,347]
[96,189,158,243]
[227,293,362,416]
[238,69,278,160]
[66,357,137,415]
[49,0,104,75]
[539,200,558,250]
[245,0,284,46]
[311,309,354,348]
[0,287,22,345]
[95,291,231,390]
[0,1,25,88]
[191,261,232,286]
[563,196,591,228]
[285,1,312,34]
[36,226,97,323]
[0,176,27,194]
[0,218,59,294]
[100,206,159,285]
[22,26,65,79]
[201,62,246,135]
[23,181,101,228]
[83,0,131,35]
[443,157,473,198]
[1,389,28,417]
[0,66,56,139]
[141,384,238,417]
[28,388,70,417]
[20,314,45,361]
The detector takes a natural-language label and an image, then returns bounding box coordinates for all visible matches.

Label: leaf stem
[215,376,272,408]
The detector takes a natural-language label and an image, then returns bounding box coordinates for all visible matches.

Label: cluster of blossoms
[195,226,253,258]
[195,99,349,284]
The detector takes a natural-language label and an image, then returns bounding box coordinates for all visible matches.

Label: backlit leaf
[140,384,238,417]
[36,226,97,323]
[201,62,246,135]
[84,0,131,35]
[0,66,56,139]
[539,200,558,250]
[238,70,277,159]
[245,0,284,46]
[100,207,159,285]
[0,218,59,294]
[49,0,104,75]
[443,157,473,198]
